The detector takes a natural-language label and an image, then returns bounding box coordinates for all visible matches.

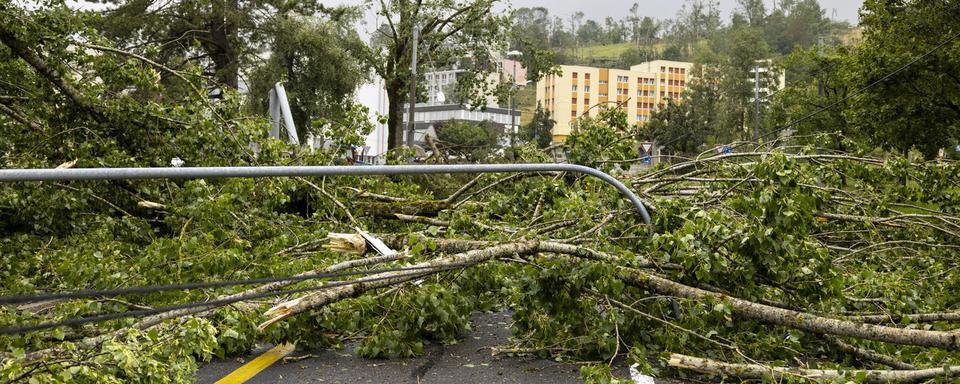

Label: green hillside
[560,42,669,62]
[574,42,634,59]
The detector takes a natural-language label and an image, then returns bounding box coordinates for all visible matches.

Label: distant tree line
[510,0,851,69]
[644,0,960,160]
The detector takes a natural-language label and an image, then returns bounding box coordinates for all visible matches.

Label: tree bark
[845,311,960,324]
[0,101,42,131]
[824,335,917,370]
[617,267,960,350]
[669,353,959,383]
[259,241,543,329]
[20,252,406,362]
[205,0,240,90]
[386,79,407,150]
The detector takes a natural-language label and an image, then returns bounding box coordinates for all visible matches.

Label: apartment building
[536,60,696,143]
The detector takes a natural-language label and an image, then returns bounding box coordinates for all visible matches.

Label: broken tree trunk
[617,267,960,350]
[668,353,960,383]
[355,200,451,218]
[21,251,406,362]
[259,241,543,329]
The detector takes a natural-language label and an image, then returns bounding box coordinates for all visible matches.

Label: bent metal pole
[0,163,654,233]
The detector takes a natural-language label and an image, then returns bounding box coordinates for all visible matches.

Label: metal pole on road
[0,164,654,234]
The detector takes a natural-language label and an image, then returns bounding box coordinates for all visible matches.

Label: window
[573,72,578,79]
[661,79,666,84]
[660,91,665,97]
[661,66,666,72]
[636,115,642,120]
[599,92,608,97]
[572,85,578,91]
[599,80,608,85]
[637,90,642,96]
[584,85,591,92]
[572,98,577,104]
[584,98,590,105]
[680,80,685,86]
[680,68,686,74]
[585,73,591,80]
[571,110,577,116]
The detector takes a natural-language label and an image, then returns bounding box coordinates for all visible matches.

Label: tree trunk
[386,79,406,150]
[207,0,239,90]
[669,353,959,383]
[0,25,99,118]
[617,267,960,350]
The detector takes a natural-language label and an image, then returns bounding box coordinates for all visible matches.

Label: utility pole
[817,37,825,98]
[405,23,420,148]
[753,63,760,142]
[507,50,523,160]
[511,61,517,156]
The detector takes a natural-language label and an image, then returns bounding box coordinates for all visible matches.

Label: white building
[359,59,525,162]
[749,59,786,103]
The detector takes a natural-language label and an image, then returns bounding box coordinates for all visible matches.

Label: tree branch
[668,353,957,383]
[617,267,960,350]
[0,25,99,117]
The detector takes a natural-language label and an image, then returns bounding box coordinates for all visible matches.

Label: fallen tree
[668,353,960,383]
[2,24,960,379]
[6,147,960,382]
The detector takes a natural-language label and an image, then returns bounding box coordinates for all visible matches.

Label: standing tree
[506,7,561,88]
[762,0,830,55]
[844,0,960,158]
[736,0,767,28]
[708,26,772,139]
[92,0,336,92]
[435,120,504,161]
[520,104,555,148]
[245,14,369,139]
[643,69,722,155]
[364,0,510,150]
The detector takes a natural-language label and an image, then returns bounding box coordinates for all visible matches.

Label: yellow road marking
[214,343,296,384]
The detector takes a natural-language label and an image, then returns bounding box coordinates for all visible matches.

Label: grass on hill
[560,42,668,61]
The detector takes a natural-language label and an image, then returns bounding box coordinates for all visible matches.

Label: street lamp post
[507,50,522,160]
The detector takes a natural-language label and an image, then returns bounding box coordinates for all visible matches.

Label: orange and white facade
[536,60,696,143]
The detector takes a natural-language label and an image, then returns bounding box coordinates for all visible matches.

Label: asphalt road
[196,311,651,384]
